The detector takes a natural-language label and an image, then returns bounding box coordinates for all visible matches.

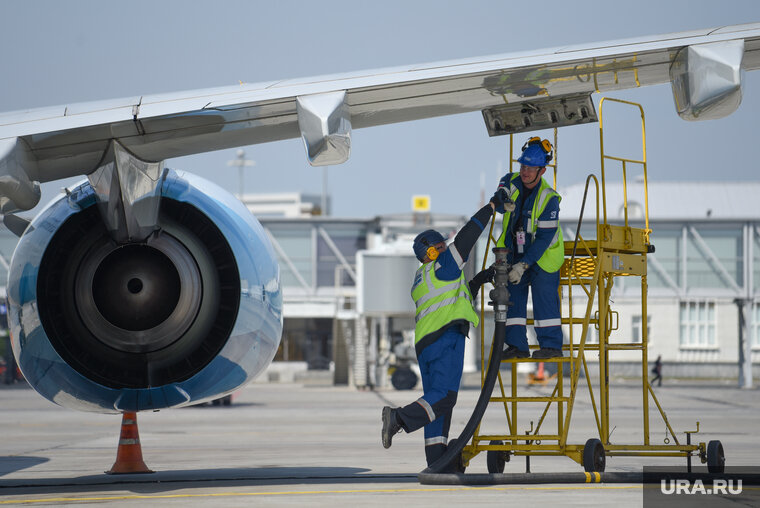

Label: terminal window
[679,301,716,348]
[632,314,651,344]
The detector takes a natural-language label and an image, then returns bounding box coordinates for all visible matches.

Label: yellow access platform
[463,98,724,474]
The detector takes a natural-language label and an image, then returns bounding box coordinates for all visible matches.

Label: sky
[2,0,760,219]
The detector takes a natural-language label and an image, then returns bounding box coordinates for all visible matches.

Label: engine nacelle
[7,170,282,413]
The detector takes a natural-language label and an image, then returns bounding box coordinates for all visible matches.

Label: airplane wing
[1,23,759,214]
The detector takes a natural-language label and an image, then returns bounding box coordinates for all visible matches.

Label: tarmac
[0,371,758,507]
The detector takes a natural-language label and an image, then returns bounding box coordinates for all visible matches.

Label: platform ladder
[462,99,724,474]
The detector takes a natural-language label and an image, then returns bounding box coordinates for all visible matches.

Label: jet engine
[6,170,282,413]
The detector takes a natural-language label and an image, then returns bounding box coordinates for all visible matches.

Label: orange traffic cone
[535,362,546,381]
[106,411,154,474]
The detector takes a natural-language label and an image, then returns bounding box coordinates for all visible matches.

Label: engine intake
[37,199,239,388]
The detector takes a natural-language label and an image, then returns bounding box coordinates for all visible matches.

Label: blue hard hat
[413,229,445,261]
[517,143,550,167]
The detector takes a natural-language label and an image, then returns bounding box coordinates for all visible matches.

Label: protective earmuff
[426,245,440,260]
[521,136,554,163]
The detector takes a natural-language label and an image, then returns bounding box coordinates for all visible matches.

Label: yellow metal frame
[467,100,705,470]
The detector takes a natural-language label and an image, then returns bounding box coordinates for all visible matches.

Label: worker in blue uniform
[381,191,510,468]
[495,137,564,359]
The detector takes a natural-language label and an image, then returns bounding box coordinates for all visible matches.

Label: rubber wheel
[707,440,725,473]
[391,368,418,390]
[222,395,232,406]
[486,440,509,473]
[582,438,605,472]
[446,438,467,473]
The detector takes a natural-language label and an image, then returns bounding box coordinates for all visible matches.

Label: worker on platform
[381,191,511,468]
[495,136,564,359]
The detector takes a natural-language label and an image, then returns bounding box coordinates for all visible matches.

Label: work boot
[532,347,563,359]
[502,345,530,359]
[382,406,402,449]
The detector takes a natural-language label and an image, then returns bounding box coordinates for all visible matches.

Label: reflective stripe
[537,219,558,228]
[534,318,562,327]
[425,436,448,446]
[506,317,527,326]
[450,244,465,269]
[416,267,463,307]
[416,398,436,422]
[415,290,472,323]
[424,265,435,291]
[508,183,518,200]
[531,186,556,236]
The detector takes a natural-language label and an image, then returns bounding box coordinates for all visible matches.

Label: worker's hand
[490,188,508,206]
[490,188,515,212]
[508,262,528,284]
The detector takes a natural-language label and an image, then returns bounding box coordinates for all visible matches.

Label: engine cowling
[7,170,282,413]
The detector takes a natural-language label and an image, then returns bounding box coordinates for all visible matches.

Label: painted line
[0,485,639,504]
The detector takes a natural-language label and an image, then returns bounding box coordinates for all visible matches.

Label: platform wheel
[707,440,725,473]
[582,438,605,472]
[486,440,510,473]
[446,438,466,474]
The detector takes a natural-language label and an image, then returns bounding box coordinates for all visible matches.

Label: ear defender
[521,137,554,164]
[426,245,440,260]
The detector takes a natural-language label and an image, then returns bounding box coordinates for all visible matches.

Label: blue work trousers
[396,327,464,465]
[505,264,563,351]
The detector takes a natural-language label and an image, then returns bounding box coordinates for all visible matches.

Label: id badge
[516,230,526,254]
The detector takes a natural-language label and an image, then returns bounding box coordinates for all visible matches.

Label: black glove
[490,188,516,212]
[469,266,495,298]
[490,188,508,207]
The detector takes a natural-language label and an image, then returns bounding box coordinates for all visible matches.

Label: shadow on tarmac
[0,466,420,495]
[0,456,48,476]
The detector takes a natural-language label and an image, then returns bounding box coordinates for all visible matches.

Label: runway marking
[0,484,639,504]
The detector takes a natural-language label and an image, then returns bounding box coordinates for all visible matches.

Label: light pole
[227,149,255,200]
[321,165,330,216]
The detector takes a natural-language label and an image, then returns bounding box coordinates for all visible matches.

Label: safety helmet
[517,137,553,167]
[413,229,445,262]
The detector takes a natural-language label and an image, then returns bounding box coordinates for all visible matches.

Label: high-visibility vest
[412,261,479,345]
[496,174,564,273]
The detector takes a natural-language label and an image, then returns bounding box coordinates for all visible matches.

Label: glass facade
[264,221,369,291]
[316,224,367,287]
[647,227,681,289]
[685,227,742,289]
[266,224,314,288]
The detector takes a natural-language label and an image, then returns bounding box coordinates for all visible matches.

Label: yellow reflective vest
[496,174,564,273]
[411,259,479,347]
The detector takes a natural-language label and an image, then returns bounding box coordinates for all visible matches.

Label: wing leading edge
[1,22,760,214]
